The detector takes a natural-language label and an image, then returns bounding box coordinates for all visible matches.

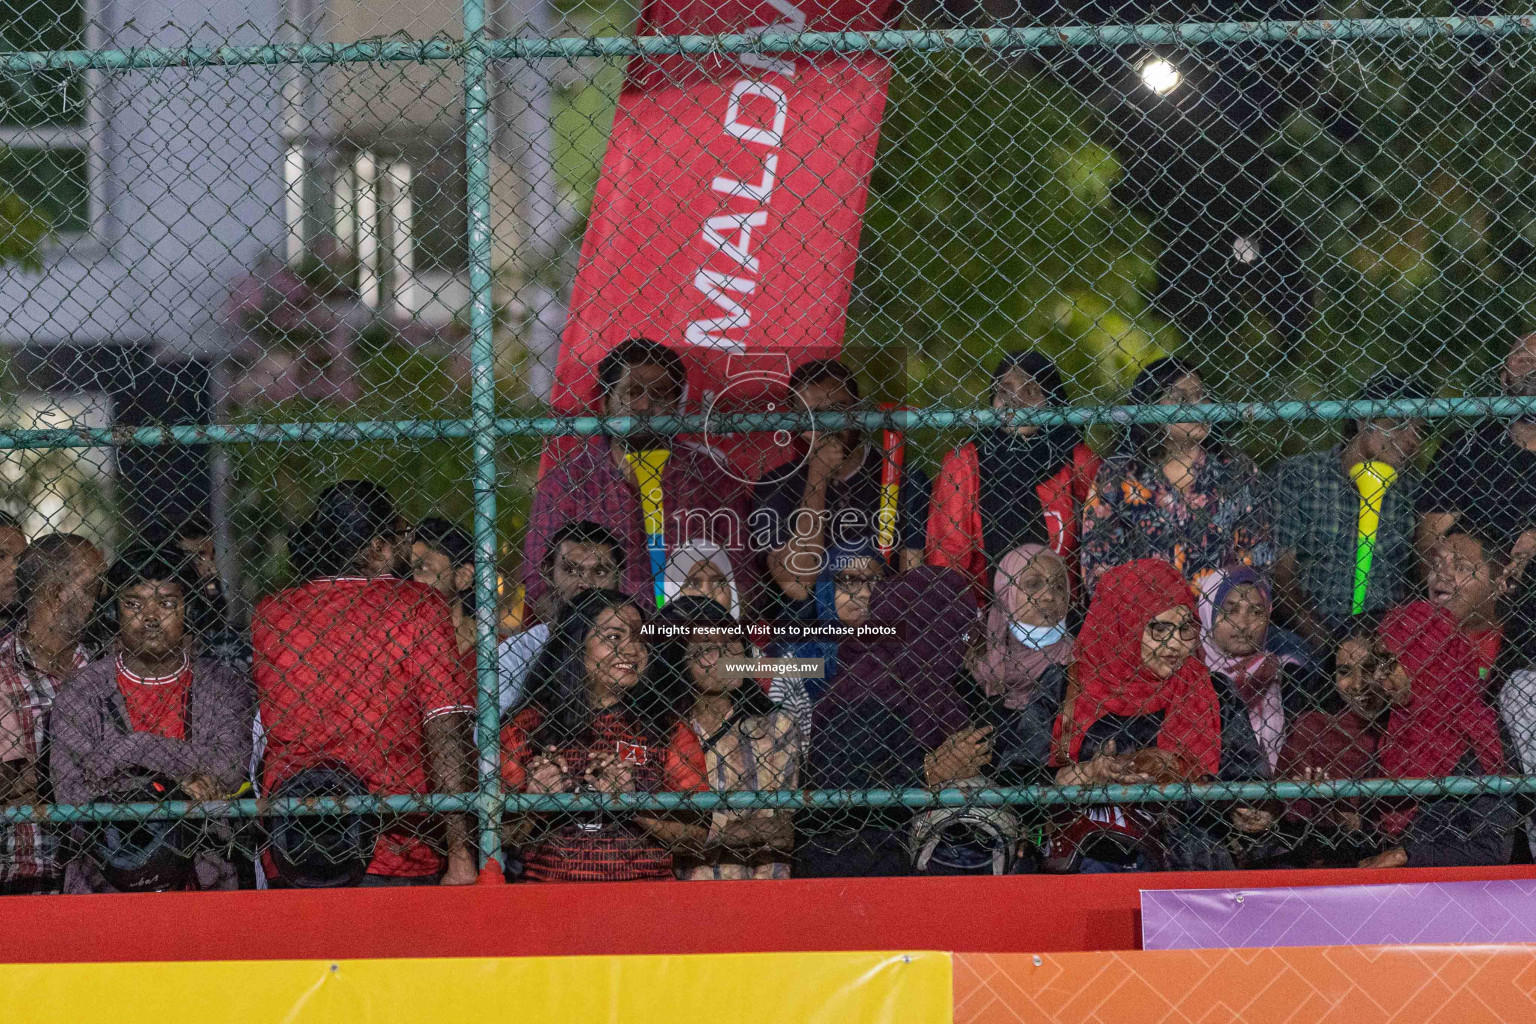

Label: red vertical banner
[552,0,899,474]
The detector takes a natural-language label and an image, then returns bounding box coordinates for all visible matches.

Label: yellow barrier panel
[2,950,951,1024]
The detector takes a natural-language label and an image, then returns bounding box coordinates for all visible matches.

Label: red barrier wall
[4,865,1534,963]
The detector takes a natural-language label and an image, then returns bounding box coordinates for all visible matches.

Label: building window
[285,143,464,317]
[0,0,93,236]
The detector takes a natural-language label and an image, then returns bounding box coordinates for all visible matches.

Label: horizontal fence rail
[7,776,1526,824]
[0,397,1529,449]
[3,16,1534,73]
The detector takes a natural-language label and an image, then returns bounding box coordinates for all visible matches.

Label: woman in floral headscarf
[1201,567,1329,759]
[1194,566,1330,863]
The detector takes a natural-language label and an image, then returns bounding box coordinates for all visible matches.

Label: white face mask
[1009,619,1068,650]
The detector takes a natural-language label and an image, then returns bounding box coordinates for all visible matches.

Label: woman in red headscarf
[1055,559,1220,778]
[1356,600,1513,868]
[1046,559,1241,871]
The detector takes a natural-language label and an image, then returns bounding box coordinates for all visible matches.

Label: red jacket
[924,441,1101,598]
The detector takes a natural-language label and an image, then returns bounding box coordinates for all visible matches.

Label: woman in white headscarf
[663,540,740,620]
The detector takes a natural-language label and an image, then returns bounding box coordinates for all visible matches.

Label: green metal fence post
[462,0,504,872]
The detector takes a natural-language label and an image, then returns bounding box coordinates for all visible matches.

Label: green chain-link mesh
[3,0,1536,885]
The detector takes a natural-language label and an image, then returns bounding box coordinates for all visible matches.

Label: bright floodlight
[1140,58,1182,95]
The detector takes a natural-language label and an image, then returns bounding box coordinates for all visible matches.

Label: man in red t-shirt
[253,481,477,886]
[51,545,254,892]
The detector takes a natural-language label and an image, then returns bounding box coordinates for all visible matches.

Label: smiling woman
[1197,567,1323,784]
[648,595,801,881]
[500,588,703,882]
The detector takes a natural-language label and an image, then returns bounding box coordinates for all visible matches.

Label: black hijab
[819,566,976,749]
[976,351,1080,563]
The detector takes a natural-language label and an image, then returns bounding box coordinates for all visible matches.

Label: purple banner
[1142,880,1536,950]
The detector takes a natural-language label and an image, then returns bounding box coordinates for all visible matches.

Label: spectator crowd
[6,333,1536,890]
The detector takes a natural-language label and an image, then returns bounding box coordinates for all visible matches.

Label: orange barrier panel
[955,946,1536,1024]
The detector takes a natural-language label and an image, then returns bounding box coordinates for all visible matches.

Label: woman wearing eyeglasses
[499,588,702,882]
[1044,558,1232,872]
[765,538,886,740]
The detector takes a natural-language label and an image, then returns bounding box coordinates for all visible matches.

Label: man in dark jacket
[51,545,254,892]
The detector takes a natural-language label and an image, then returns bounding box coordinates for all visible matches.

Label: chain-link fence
[2,0,1536,890]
